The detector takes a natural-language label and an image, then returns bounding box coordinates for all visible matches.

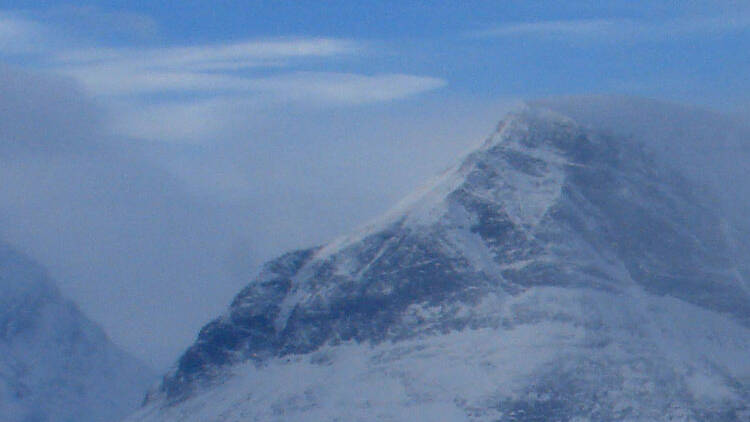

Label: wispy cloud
[0,9,445,107]
[1,12,443,106]
[244,72,447,104]
[50,40,443,105]
[50,38,367,96]
[0,6,449,149]
[111,72,447,144]
[54,38,360,69]
[469,14,750,41]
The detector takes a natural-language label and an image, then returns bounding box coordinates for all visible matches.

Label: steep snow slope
[0,241,155,422]
[132,104,750,421]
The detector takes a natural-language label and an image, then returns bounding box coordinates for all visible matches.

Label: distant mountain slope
[131,103,750,421]
[0,241,154,422]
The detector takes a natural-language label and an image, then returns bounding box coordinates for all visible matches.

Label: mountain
[0,241,155,422]
[130,104,750,421]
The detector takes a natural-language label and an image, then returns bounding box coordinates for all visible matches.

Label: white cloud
[60,64,445,104]
[0,9,445,127]
[54,38,360,68]
[56,64,256,95]
[110,71,449,145]
[469,14,750,41]
[111,99,234,144]
[51,38,363,95]
[48,37,384,99]
[246,72,447,104]
[48,38,447,105]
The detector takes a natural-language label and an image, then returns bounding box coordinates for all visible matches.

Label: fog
[0,64,516,368]
[536,96,750,221]
[1,3,749,374]
[3,60,750,372]
[2,3,750,422]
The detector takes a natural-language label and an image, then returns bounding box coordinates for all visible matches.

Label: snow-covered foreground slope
[0,241,155,422]
[131,104,750,421]
[133,289,750,421]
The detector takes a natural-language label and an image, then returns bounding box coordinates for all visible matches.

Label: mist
[4,60,750,372]
[0,63,518,369]
[537,96,750,221]
[2,2,750,421]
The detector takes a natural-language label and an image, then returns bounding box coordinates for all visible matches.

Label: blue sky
[2,1,750,107]
[1,1,749,368]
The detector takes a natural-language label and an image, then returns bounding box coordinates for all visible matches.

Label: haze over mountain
[0,240,155,422]
[128,103,750,421]
[1,3,748,421]
[535,96,750,220]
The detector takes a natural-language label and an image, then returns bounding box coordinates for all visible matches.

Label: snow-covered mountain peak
[132,103,750,421]
[483,105,583,151]
[320,105,582,256]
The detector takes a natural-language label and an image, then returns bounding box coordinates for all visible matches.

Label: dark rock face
[151,106,750,416]
[165,249,314,396]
